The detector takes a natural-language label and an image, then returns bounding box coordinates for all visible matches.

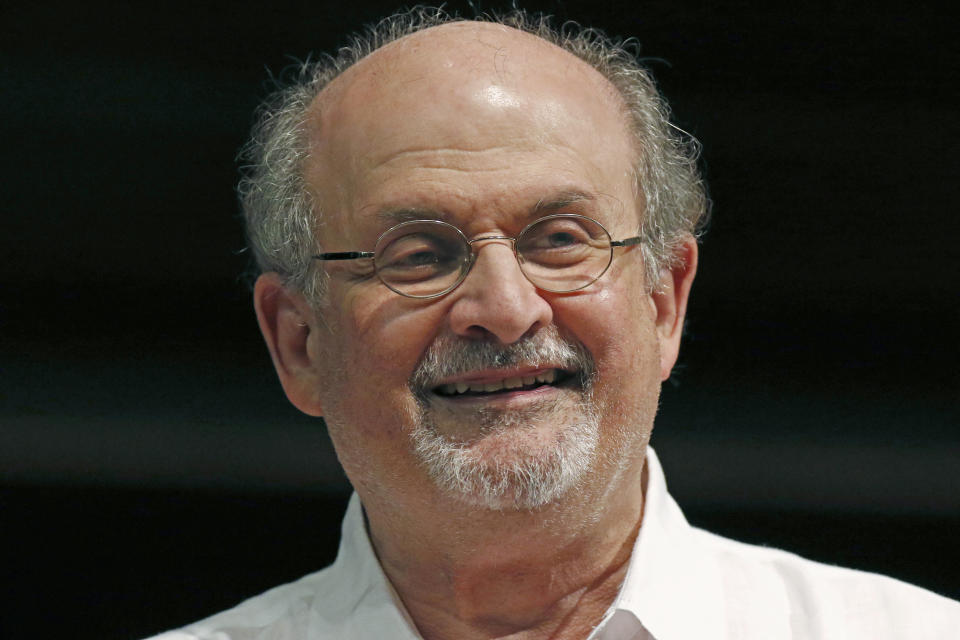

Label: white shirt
[148,449,960,639]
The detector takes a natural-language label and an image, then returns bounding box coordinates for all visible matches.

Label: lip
[432,380,565,406]
[433,366,558,387]
[428,367,577,405]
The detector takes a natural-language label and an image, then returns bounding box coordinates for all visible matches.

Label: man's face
[292,24,674,512]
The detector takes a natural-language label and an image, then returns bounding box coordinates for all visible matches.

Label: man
[150,8,958,640]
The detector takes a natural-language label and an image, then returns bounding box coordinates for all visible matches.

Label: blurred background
[2,1,958,637]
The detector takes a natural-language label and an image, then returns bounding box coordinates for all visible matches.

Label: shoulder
[691,527,960,639]
[142,494,420,640]
[143,564,350,640]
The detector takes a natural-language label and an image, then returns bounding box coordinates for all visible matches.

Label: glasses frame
[313,213,642,299]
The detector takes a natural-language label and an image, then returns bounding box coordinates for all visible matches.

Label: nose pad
[446,242,553,343]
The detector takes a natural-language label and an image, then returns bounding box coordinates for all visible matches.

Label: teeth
[535,370,557,384]
[437,370,563,396]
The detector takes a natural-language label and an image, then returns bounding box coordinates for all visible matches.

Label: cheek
[351,302,446,382]
[318,288,445,430]
[330,286,426,375]
[318,296,449,497]
[560,273,658,369]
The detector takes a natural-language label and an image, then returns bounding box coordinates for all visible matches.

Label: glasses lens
[516,215,613,292]
[374,221,471,298]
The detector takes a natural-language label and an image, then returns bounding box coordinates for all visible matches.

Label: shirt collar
[335,493,424,638]
[602,447,729,640]
[338,447,728,640]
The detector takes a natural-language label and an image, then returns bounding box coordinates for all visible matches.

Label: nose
[446,241,554,344]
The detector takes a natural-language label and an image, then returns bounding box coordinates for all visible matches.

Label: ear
[253,272,325,416]
[649,236,698,381]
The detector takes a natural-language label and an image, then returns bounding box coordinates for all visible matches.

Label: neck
[364,455,648,640]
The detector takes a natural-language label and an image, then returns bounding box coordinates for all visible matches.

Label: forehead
[304,22,638,239]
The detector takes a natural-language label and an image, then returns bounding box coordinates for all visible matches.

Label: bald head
[313,20,627,124]
[304,22,636,235]
[238,9,706,300]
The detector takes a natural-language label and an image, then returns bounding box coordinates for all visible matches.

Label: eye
[518,216,609,267]
[522,219,593,248]
[543,230,581,248]
[395,248,443,267]
[376,231,464,282]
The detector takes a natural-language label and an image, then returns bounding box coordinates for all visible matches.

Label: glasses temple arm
[313,251,376,261]
[610,236,642,248]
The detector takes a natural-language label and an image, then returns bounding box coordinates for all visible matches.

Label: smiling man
[149,8,958,640]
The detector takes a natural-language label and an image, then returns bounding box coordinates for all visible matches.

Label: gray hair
[238,7,708,304]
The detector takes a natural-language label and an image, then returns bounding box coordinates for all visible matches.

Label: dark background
[2,1,958,638]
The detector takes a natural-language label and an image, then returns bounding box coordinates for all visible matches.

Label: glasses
[313,214,641,299]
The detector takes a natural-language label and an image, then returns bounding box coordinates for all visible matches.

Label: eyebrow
[373,189,602,227]
[532,190,597,214]
[376,207,452,226]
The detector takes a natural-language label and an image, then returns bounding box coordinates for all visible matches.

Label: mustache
[410,326,595,393]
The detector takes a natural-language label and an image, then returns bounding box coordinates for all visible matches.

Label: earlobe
[253,273,325,416]
[650,237,698,381]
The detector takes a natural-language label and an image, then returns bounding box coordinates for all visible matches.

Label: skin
[254,21,697,640]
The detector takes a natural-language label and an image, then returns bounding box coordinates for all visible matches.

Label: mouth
[432,368,575,398]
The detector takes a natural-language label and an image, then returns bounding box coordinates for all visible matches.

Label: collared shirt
[148,449,960,639]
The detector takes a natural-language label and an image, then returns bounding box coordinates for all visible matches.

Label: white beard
[410,401,600,511]
[408,327,600,511]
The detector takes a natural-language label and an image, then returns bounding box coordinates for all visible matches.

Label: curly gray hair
[238,7,708,304]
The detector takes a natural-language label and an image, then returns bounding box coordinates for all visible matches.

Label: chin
[410,408,600,511]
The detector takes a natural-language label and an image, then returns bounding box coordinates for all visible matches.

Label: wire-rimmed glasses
[313,213,641,299]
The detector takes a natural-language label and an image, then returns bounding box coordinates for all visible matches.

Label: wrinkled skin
[254,21,697,640]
